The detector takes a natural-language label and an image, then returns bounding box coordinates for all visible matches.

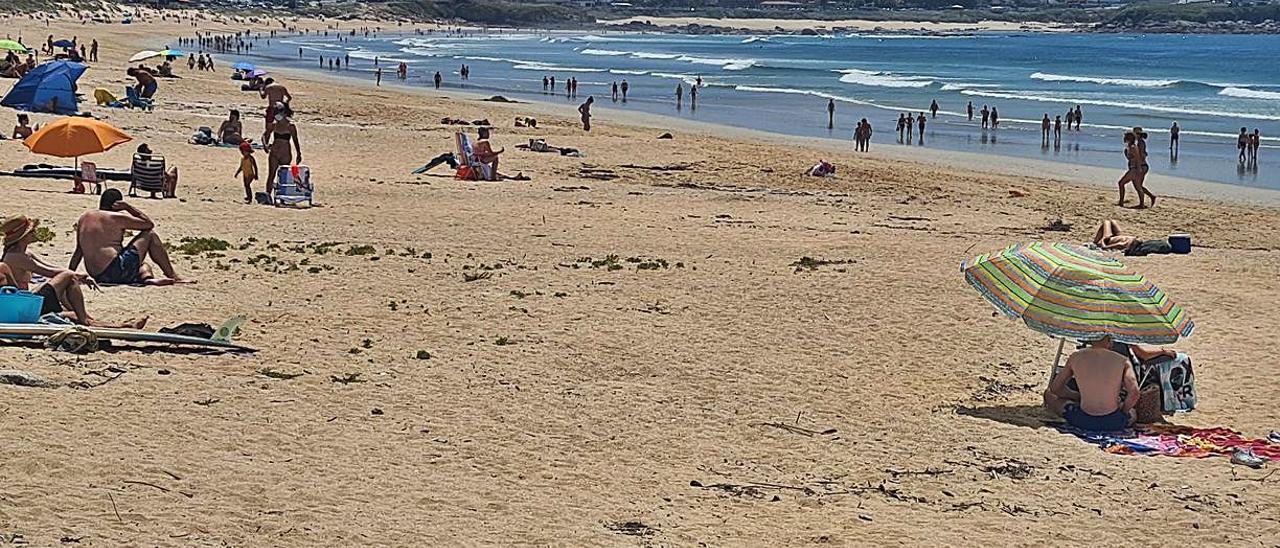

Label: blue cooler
[1168,234,1192,254]
[0,286,44,323]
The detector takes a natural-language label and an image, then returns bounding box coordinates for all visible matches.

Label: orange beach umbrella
[23,117,132,159]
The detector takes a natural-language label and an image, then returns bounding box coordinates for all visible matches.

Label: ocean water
[242,31,1280,189]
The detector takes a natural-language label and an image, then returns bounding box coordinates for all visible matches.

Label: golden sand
[0,12,1277,546]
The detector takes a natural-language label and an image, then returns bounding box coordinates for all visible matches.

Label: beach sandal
[1230,448,1267,469]
[1268,431,1280,443]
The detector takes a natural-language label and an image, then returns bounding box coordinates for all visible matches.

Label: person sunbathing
[1092,220,1172,257]
[1,215,146,328]
[1044,335,1139,431]
[473,127,504,181]
[12,114,32,140]
[218,109,243,145]
[69,189,190,286]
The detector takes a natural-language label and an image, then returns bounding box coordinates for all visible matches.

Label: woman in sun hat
[1,215,146,328]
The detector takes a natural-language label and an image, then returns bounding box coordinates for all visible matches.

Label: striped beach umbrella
[961,242,1194,344]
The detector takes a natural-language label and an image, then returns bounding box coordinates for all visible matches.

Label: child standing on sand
[234,140,258,204]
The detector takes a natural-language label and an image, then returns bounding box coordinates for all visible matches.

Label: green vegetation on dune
[269,0,587,26]
[1103,3,1280,26]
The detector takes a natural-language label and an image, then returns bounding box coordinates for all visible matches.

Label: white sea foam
[1219,86,1280,100]
[580,48,630,56]
[940,83,1000,91]
[399,47,446,58]
[1030,72,1178,88]
[609,69,649,75]
[511,62,604,73]
[959,88,1280,121]
[741,36,770,44]
[632,52,680,59]
[650,72,699,85]
[836,69,933,89]
[675,55,756,71]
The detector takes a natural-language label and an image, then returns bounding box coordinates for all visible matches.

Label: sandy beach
[1,12,1279,546]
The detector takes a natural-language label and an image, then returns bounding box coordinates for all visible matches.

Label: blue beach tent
[1,61,86,114]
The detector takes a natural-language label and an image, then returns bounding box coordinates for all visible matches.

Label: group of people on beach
[1,193,191,329]
[1116,127,1157,208]
[542,75,581,99]
[1237,127,1263,165]
[896,112,928,143]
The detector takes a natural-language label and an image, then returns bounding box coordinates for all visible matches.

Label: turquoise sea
[241,30,1280,189]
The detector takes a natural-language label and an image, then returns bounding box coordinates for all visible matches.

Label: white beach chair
[274,165,313,207]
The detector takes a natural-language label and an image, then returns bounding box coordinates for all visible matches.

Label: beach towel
[1056,423,1280,461]
[93,88,123,108]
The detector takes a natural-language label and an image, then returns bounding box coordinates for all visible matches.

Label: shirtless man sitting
[1,215,145,328]
[69,189,190,286]
[1044,335,1139,432]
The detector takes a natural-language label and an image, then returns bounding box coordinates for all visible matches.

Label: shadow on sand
[956,404,1061,430]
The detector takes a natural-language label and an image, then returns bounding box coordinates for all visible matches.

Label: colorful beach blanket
[1056,423,1280,461]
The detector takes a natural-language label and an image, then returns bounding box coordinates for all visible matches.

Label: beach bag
[455,165,475,180]
[1136,354,1196,414]
[190,127,216,145]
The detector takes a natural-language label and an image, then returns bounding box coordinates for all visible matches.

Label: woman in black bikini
[261,103,301,198]
[1116,132,1140,206]
[1130,127,1156,208]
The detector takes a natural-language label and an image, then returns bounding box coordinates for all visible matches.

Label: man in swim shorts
[1044,335,1139,432]
[1,215,145,328]
[70,189,190,286]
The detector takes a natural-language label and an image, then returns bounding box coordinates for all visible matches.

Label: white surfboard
[0,323,256,352]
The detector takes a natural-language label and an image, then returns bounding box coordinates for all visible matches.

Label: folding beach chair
[124,86,154,111]
[454,132,488,181]
[79,161,104,195]
[129,154,166,198]
[274,165,313,207]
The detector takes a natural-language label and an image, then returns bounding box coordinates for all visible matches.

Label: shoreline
[266,58,1280,208]
[598,16,1072,34]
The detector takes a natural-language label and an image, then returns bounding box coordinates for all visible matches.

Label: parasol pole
[1049,337,1066,382]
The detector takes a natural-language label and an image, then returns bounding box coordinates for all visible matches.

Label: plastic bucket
[1168,234,1192,254]
[0,286,44,323]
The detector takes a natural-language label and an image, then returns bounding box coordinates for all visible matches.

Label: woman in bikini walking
[1116,132,1140,207]
[1130,127,1156,208]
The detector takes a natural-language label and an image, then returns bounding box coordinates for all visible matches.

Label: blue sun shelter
[1,61,87,115]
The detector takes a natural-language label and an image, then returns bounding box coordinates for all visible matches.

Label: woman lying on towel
[1093,220,1173,257]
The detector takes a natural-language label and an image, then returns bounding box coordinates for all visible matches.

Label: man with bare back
[70,189,191,286]
[1044,335,1139,431]
[260,78,292,130]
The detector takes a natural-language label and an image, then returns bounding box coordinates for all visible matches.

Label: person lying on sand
[1044,335,1138,432]
[69,189,191,286]
[1092,220,1172,257]
[1,215,146,328]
